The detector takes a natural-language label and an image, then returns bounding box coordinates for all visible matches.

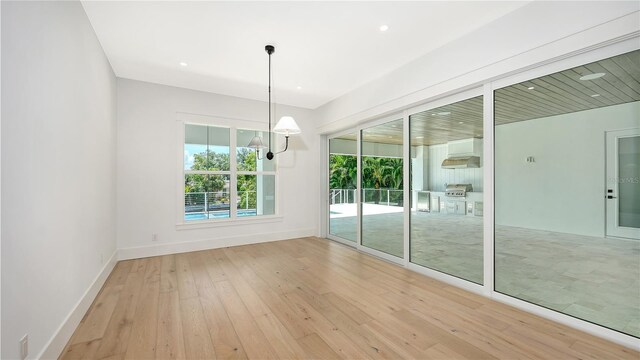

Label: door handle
[607,195,617,199]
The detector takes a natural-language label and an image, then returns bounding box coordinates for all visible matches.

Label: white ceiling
[82,1,529,109]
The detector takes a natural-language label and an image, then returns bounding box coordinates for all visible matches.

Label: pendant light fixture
[248,45,301,160]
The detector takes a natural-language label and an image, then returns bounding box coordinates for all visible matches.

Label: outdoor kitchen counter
[428,191,483,201]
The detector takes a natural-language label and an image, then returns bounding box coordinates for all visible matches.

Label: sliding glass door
[328,134,358,243]
[361,119,404,258]
[324,47,640,343]
[494,50,640,337]
[409,96,484,284]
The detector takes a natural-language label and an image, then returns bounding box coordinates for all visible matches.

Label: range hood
[441,138,482,169]
[441,156,480,169]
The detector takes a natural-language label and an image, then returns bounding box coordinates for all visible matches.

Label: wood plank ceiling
[337,50,640,146]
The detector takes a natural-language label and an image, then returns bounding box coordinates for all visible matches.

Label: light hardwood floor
[60,237,638,360]
[331,211,640,336]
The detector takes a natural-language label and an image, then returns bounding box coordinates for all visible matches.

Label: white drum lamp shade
[273,116,301,136]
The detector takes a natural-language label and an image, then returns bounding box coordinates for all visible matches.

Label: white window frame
[176,113,282,229]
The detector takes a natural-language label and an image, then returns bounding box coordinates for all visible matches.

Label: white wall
[314,1,639,134]
[116,79,319,256]
[1,2,117,359]
[428,143,484,192]
[495,102,640,237]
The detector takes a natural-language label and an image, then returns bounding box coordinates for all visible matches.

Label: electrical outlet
[152,233,158,242]
[19,334,28,360]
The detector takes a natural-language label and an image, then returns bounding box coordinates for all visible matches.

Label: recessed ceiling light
[379,25,389,32]
[459,122,464,124]
[431,113,436,116]
[591,94,600,97]
[437,111,451,116]
[527,86,535,90]
[296,86,302,90]
[579,73,605,81]
[179,62,188,67]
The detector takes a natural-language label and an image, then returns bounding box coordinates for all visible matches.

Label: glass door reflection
[606,129,640,239]
[329,135,358,242]
[409,96,484,284]
[361,119,404,258]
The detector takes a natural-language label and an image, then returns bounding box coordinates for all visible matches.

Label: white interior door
[606,128,640,240]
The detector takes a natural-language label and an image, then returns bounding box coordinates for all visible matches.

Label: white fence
[330,188,403,207]
[185,191,256,213]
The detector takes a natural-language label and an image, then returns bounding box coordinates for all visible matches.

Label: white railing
[329,188,403,207]
[185,191,256,213]
[329,189,357,205]
[237,190,255,210]
[362,188,403,206]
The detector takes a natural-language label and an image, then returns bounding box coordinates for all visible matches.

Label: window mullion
[185,170,231,175]
[230,127,238,219]
[237,171,276,176]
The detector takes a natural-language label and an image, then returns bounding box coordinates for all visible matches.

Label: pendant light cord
[268,50,272,153]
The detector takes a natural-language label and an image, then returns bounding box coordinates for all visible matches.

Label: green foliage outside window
[330,154,403,205]
[184,148,259,209]
[330,154,403,190]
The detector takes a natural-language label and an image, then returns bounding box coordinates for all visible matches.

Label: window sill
[176,215,284,231]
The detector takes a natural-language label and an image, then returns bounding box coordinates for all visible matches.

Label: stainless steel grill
[445,184,473,197]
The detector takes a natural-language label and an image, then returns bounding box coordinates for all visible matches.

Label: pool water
[185,209,257,221]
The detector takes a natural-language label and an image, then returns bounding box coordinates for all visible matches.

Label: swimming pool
[184,209,257,221]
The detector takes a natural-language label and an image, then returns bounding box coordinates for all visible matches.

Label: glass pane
[237,129,275,172]
[361,119,404,258]
[184,174,230,220]
[184,124,230,171]
[409,96,484,284]
[495,50,640,337]
[618,136,640,228]
[329,135,358,242]
[237,174,276,216]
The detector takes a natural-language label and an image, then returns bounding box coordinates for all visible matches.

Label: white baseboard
[490,292,640,351]
[35,230,315,359]
[118,228,316,260]
[37,250,118,360]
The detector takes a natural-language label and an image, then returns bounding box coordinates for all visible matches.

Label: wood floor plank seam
[59,238,639,360]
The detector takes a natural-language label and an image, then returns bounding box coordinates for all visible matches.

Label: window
[236,129,276,217]
[183,124,276,222]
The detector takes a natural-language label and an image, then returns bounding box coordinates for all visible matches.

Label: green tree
[385,158,403,190]
[329,154,357,189]
[192,151,230,172]
[237,147,257,172]
[236,148,258,210]
[362,157,392,204]
[185,151,230,195]
[384,158,403,206]
[237,175,257,210]
[328,154,404,206]
[185,149,263,211]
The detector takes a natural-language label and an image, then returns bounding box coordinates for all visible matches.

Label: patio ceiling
[336,50,640,146]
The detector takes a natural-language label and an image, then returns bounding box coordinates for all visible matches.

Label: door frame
[326,127,359,247]
[356,112,405,265]
[605,127,640,240]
